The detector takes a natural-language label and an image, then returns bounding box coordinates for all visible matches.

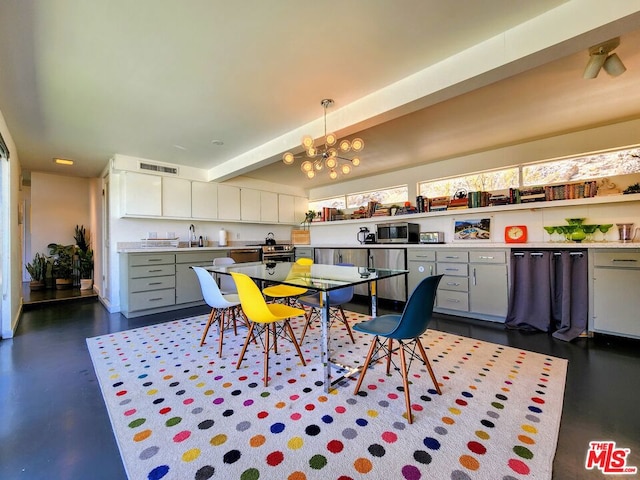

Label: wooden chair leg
[416,339,442,395]
[236,322,255,370]
[285,320,306,366]
[354,336,378,394]
[217,309,226,358]
[298,308,313,344]
[338,306,356,343]
[399,342,413,424]
[386,338,393,375]
[200,308,216,346]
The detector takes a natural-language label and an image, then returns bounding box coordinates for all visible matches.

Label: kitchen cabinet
[120,171,162,217]
[592,249,640,339]
[162,177,192,218]
[407,249,436,295]
[295,246,313,261]
[175,251,227,304]
[469,250,508,319]
[436,250,469,313]
[240,188,261,222]
[279,194,309,224]
[120,252,176,317]
[218,184,241,220]
[191,181,218,219]
[260,191,278,223]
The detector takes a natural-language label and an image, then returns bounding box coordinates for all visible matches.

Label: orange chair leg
[263,324,270,387]
[236,322,255,370]
[399,343,413,424]
[298,308,314,344]
[354,336,378,394]
[285,321,306,367]
[416,339,442,395]
[338,306,356,344]
[386,338,393,375]
[217,309,226,358]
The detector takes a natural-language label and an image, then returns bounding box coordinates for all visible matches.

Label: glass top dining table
[206,261,409,392]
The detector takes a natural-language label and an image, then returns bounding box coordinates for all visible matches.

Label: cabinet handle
[149,297,164,302]
[446,282,460,286]
[445,255,459,259]
[148,269,163,273]
[612,259,638,262]
[478,256,494,259]
[445,268,460,271]
[148,282,162,286]
[472,267,477,286]
[445,298,461,303]
[147,259,163,262]
[429,265,433,276]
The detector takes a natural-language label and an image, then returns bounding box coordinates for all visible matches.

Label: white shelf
[309,193,640,227]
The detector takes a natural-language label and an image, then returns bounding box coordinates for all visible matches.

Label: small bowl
[565,218,585,225]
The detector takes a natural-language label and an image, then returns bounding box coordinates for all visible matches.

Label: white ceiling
[0,1,639,189]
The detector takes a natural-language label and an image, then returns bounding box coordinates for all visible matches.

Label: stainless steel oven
[262,244,294,263]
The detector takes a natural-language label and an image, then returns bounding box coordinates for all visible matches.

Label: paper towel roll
[219,229,227,246]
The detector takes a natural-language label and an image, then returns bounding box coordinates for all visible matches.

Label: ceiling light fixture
[53,158,74,166]
[583,37,626,79]
[282,99,363,180]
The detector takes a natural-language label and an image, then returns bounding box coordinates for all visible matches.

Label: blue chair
[352,274,443,424]
[297,263,356,344]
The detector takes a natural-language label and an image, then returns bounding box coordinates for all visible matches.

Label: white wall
[0,109,23,338]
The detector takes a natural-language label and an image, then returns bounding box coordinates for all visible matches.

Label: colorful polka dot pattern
[87,312,567,480]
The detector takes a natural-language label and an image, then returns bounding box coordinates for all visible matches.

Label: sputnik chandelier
[282,99,363,180]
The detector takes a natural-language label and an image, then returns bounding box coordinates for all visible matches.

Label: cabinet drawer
[470,250,506,264]
[407,250,436,262]
[129,253,175,266]
[593,251,640,268]
[440,275,468,292]
[129,289,175,311]
[130,264,175,278]
[436,250,468,262]
[176,251,225,264]
[437,262,468,276]
[130,275,176,293]
[436,290,469,311]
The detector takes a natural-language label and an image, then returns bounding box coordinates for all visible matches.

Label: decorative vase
[80,278,94,291]
[29,280,45,291]
[55,278,73,290]
[571,227,586,242]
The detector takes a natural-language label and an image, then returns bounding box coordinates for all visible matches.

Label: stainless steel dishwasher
[229,247,262,263]
[368,248,407,302]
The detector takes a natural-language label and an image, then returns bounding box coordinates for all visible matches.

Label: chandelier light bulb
[314,160,323,171]
[282,152,295,165]
[306,170,316,179]
[339,139,351,152]
[329,170,338,180]
[351,138,364,152]
[301,135,314,149]
[306,146,317,157]
[325,132,337,146]
[341,164,352,175]
[325,156,337,169]
[351,156,360,167]
[327,148,337,158]
[301,160,313,173]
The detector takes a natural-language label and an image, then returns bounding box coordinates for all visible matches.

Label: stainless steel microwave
[376,222,420,244]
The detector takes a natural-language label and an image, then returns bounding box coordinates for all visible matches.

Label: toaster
[419,231,445,243]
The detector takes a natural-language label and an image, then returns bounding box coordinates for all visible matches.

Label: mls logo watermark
[585,441,637,474]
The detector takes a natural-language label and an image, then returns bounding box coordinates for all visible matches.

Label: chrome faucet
[188,224,196,247]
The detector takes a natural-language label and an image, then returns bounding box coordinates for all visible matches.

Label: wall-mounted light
[53,158,74,166]
[583,37,626,79]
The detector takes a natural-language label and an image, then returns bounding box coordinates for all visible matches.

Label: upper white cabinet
[217,184,241,220]
[279,194,308,224]
[162,177,191,218]
[120,172,162,217]
[240,188,261,222]
[191,181,218,220]
[295,196,308,223]
[261,191,278,223]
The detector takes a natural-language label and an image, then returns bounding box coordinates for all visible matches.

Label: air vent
[139,162,178,175]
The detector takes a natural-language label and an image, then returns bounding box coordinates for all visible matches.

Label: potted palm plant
[74,225,94,290]
[25,252,49,290]
[48,243,76,289]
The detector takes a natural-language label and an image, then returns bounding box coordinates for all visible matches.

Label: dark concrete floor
[1,296,639,480]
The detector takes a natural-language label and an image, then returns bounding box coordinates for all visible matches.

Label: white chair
[192,266,247,357]
[213,257,237,294]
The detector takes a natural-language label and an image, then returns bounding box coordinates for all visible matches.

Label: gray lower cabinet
[120,250,226,318]
[175,251,227,304]
[436,250,469,313]
[592,249,640,339]
[294,247,313,261]
[469,250,508,319]
[407,249,436,295]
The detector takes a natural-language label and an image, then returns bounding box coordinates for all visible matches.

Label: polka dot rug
[86,311,566,480]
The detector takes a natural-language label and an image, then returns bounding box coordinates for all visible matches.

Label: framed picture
[453,217,492,241]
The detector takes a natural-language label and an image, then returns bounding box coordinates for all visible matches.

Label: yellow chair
[262,258,313,305]
[232,272,307,386]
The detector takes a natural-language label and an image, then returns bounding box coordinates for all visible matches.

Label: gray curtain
[506,250,587,341]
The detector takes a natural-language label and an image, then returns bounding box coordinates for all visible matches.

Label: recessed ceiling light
[53,158,74,166]
[211,140,224,146]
